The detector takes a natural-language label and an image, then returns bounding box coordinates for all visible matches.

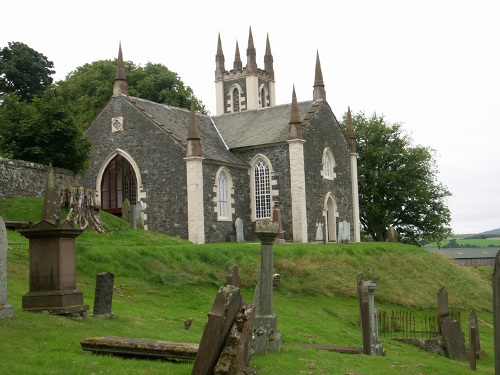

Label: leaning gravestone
[93,272,115,318]
[0,214,14,318]
[235,218,244,242]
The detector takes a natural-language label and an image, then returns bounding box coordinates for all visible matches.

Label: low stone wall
[0,158,75,198]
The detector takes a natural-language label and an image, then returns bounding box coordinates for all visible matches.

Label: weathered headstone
[272,201,285,245]
[470,309,481,354]
[387,226,398,242]
[440,316,467,361]
[437,286,449,319]
[0,215,14,319]
[136,201,144,228]
[214,302,256,375]
[226,265,240,288]
[20,167,88,318]
[93,272,115,318]
[252,220,282,354]
[235,218,244,242]
[361,285,371,355]
[191,285,242,375]
[122,198,131,224]
[338,220,350,242]
[315,222,324,243]
[492,250,500,373]
[470,312,477,370]
[364,280,383,356]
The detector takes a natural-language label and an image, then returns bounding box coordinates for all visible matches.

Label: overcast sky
[2,1,499,234]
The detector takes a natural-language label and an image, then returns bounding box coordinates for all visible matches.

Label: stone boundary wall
[0,157,75,198]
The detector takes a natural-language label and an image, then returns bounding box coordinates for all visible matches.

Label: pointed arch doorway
[324,193,338,242]
[100,154,137,216]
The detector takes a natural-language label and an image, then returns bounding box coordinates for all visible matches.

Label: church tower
[215,28,276,115]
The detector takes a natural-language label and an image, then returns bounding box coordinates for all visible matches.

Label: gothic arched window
[232,87,240,112]
[253,158,271,219]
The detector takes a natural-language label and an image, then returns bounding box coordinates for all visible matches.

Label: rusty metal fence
[378,309,461,338]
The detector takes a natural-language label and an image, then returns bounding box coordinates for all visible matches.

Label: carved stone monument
[0,214,14,318]
[93,272,115,318]
[20,166,88,318]
[315,222,324,244]
[272,201,285,245]
[252,220,282,354]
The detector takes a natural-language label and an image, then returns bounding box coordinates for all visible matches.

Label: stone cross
[93,272,115,318]
[0,215,14,318]
[41,164,61,223]
[252,220,282,354]
[492,250,500,373]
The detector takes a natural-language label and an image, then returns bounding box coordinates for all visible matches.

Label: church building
[81,28,361,243]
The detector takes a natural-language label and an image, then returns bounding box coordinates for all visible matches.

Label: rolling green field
[0,198,497,374]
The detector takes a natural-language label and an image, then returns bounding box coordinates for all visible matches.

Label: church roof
[123,96,247,166]
[212,101,320,149]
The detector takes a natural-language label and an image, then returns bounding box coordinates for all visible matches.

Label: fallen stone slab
[80,336,198,361]
[294,344,363,354]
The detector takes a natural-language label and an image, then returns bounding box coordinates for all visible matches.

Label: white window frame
[322,147,336,180]
[214,167,234,221]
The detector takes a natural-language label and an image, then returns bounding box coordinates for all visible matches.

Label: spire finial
[234,41,242,71]
[187,102,202,157]
[113,42,129,96]
[215,33,226,79]
[313,50,326,101]
[264,33,274,80]
[289,85,303,139]
[246,26,257,73]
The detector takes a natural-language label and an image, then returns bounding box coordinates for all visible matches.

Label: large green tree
[57,60,207,129]
[0,88,90,174]
[0,42,55,102]
[343,111,452,244]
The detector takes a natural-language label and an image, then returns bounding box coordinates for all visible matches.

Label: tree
[0,42,55,102]
[56,60,207,129]
[0,88,90,174]
[342,111,452,244]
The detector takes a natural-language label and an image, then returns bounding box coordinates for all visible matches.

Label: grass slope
[0,198,496,374]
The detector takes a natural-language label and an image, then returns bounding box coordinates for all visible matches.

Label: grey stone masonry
[0,215,14,318]
[93,272,115,318]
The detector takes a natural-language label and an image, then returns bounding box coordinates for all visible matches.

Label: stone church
[81,29,361,244]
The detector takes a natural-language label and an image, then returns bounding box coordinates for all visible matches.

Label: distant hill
[481,228,500,235]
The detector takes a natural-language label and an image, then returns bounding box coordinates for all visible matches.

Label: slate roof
[122,96,323,164]
[124,96,246,166]
[212,101,320,149]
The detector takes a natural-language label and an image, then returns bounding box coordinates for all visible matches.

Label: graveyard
[0,197,496,374]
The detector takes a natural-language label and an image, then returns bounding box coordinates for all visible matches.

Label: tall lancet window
[232,87,240,112]
[322,148,336,180]
[217,172,228,218]
[254,159,271,218]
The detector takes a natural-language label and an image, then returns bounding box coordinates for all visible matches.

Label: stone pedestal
[252,220,282,354]
[20,220,88,318]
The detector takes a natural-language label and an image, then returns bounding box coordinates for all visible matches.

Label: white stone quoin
[287,139,308,242]
[185,156,205,244]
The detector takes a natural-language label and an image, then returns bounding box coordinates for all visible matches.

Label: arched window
[232,87,240,112]
[322,148,336,180]
[101,154,137,215]
[259,85,269,108]
[218,172,228,218]
[253,158,271,219]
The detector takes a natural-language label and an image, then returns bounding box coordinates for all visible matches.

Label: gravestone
[437,286,449,320]
[440,316,467,361]
[252,220,282,354]
[470,312,477,370]
[338,220,350,242]
[191,285,242,375]
[387,226,398,242]
[226,265,240,288]
[364,280,383,355]
[315,222,324,243]
[93,272,115,318]
[214,302,256,375]
[272,201,285,245]
[492,250,500,373]
[136,201,144,228]
[235,218,244,242]
[470,309,481,355]
[20,167,88,318]
[122,198,131,224]
[0,215,14,319]
[361,285,371,355]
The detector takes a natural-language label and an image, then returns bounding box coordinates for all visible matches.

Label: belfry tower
[215,27,276,115]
